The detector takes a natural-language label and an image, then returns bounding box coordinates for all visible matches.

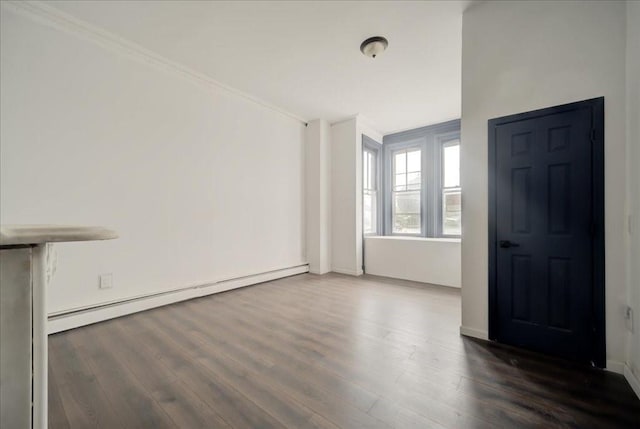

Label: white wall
[0,4,306,314]
[626,0,640,390]
[305,119,331,274]
[330,118,360,275]
[365,237,461,287]
[330,115,383,276]
[356,117,383,275]
[461,1,628,366]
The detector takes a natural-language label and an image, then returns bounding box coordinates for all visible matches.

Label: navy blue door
[489,99,605,366]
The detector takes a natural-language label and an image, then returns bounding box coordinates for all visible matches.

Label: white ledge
[364,235,461,243]
[0,225,118,246]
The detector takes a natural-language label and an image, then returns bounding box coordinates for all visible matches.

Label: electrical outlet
[99,273,113,289]
[625,306,634,333]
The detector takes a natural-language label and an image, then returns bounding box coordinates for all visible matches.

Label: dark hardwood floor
[48,273,640,428]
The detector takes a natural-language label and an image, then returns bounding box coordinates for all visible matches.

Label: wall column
[305,119,332,274]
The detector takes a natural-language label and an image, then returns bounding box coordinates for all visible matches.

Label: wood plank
[104,321,233,429]
[48,333,126,429]
[48,273,640,429]
[145,307,388,429]
[69,326,178,429]
[47,359,70,429]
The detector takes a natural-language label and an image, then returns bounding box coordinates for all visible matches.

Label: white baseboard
[459,325,489,340]
[605,360,626,374]
[624,364,640,399]
[48,264,309,334]
[331,268,364,276]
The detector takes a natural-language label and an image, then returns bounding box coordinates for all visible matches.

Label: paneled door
[488,98,605,367]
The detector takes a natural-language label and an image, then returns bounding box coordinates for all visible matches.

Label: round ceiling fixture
[360,36,388,58]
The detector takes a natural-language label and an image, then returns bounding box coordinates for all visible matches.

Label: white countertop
[0,225,118,246]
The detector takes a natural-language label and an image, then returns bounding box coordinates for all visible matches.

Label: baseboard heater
[47,264,309,334]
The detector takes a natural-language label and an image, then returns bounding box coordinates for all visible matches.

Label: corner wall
[330,118,361,275]
[461,0,628,368]
[305,119,332,274]
[329,116,383,276]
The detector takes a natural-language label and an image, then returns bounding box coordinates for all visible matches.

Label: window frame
[387,142,424,236]
[382,119,461,238]
[362,135,383,236]
[437,134,462,238]
[391,147,422,235]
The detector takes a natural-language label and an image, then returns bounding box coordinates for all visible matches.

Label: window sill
[364,235,461,243]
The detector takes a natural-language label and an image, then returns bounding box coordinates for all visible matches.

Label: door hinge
[590,129,596,142]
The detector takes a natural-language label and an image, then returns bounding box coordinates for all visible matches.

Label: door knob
[499,240,520,248]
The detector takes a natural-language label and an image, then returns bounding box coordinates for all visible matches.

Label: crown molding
[1,0,308,125]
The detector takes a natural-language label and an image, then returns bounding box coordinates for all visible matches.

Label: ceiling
[47,1,470,134]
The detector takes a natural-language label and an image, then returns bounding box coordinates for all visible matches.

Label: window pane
[363,148,377,234]
[443,189,461,235]
[394,151,406,174]
[363,191,378,234]
[407,172,421,190]
[394,173,406,191]
[363,150,378,191]
[443,143,460,188]
[393,191,421,234]
[363,191,373,233]
[407,149,421,173]
[393,213,421,234]
[363,150,369,189]
[395,191,420,213]
[369,152,376,191]
[371,191,377,232]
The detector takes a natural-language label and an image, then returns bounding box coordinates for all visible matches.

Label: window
[362,136,382,235]
[382,120,461,238]
[442,140,461,236]
[363,148,377,234]
[392,148,421,234]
